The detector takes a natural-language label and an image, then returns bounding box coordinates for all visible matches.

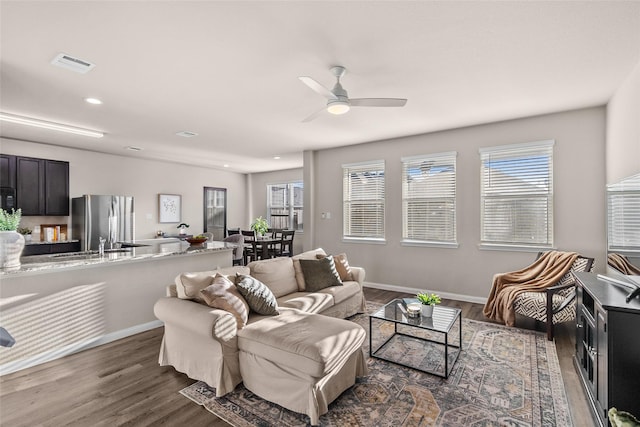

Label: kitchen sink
[120,242,150,248]
[51,248,132,258]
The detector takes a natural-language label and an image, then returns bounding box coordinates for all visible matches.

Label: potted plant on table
[250,216,269,238]
[17,227,32,242]
[416,292,441,317]
[0,208,25,270]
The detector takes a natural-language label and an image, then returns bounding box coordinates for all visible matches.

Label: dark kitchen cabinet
[0,154,17,210]
[1,155,16,188]
[44,160,70,215]
[16,156,46,215]
[3,155,69,216]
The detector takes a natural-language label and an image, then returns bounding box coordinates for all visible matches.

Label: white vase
[0,231,25,271]
[421,304,434,317]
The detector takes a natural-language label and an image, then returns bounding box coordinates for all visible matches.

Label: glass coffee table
[369,298,462,378]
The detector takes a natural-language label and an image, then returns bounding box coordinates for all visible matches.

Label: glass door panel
[204,187,227,241]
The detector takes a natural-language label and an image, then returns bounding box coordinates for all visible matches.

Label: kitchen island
[0,239,236,375]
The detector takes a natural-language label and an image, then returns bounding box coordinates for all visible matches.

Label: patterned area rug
[180,306,571,427]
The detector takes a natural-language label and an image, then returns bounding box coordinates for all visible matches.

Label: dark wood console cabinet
[573,272,640,427]
[0,154,69,215]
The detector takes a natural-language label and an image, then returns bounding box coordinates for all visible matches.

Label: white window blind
[480,140,554,248]
[267,181,303,231]
[608,174,640,251]
[343,161,385,239]
[402,152,457,244]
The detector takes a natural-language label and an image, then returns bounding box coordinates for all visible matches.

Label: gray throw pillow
[299,256,343,292]
[235,274,279,316]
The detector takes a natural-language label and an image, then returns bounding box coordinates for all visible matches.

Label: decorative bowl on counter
[185,236,208,245]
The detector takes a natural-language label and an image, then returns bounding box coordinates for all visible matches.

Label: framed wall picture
[159,194,181,223]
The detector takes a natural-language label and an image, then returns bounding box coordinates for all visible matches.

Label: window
[607,174,640,251]
[480,140,554,249]
[267,181,303,231]
[343,161,385,241]
[402,152,457,246]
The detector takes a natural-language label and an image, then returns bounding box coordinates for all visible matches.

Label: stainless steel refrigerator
[72,195,135,251]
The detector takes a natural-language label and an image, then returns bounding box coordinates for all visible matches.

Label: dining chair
[241,230,256,264]
[267,229,284,257]
[223,234,245,265]
[280,230,295,257]
[227,228,240,236]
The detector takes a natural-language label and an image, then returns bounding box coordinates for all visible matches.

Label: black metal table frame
[369,307,462,379]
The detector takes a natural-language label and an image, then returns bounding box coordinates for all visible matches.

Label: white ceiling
[1,1,639,173]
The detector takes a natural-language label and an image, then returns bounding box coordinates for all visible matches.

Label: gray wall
[307,107,606,301]
[0,138,247,240]
[606,60,640,185]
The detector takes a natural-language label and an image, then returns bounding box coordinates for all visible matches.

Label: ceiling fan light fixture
[327,100,350,115]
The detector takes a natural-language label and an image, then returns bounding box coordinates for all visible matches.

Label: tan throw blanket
[483,251,579,327]
[608,253,640,276]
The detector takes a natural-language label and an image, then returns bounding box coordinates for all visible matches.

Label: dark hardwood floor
[0,287,594,426]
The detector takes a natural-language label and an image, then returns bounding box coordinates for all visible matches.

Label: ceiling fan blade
[301,107,326,123]
[298,76,338,100]
[349,98,407,107]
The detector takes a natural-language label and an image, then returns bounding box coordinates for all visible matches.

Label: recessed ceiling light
[125,146,143,151]
[273,156,281,160]
[223,164,229,168]
[0,112,104,138]
[85,97,102,105]
[176,131,198,137]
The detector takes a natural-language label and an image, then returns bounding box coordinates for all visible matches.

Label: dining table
[251,236,281,260]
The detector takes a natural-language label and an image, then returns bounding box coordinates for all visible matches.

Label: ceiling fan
[298,66,407,122]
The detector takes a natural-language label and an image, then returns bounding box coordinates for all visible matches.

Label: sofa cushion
[200,273,250,328]
[299,257,342,292]
[277,292,334,313]
[248,257,298,298]
[237,310,366,377]
[236,274,280,316]
[174,266,250,301]
[317,253,354,281]
[319,281,361,305]
[175,273,213,302]
[292,248,327,291]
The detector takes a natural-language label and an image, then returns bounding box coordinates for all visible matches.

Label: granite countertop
[2,240,237,276]
[25,239,80,245]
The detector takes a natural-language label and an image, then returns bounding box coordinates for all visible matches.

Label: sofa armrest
[154,297,238,341]
[166,284,178,297]
[350,266,365,284]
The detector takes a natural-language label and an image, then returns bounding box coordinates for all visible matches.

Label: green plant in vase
[0,208,22,231]
[0,208,24,270]
[17,226,32,242]
[416,292,441,317]
[250,216,269,236]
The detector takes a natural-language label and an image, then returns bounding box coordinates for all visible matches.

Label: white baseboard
[363,282,488,305]
[0,320,163,376]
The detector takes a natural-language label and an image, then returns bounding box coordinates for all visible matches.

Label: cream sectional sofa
[153,248,367,398]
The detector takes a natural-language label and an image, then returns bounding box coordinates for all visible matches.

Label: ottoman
[237,309,367,425]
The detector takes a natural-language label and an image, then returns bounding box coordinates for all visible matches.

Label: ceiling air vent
[176,131,198,137]
[51,53,96,74]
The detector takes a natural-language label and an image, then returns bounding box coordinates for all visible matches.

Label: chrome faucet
[98,237,106,256]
